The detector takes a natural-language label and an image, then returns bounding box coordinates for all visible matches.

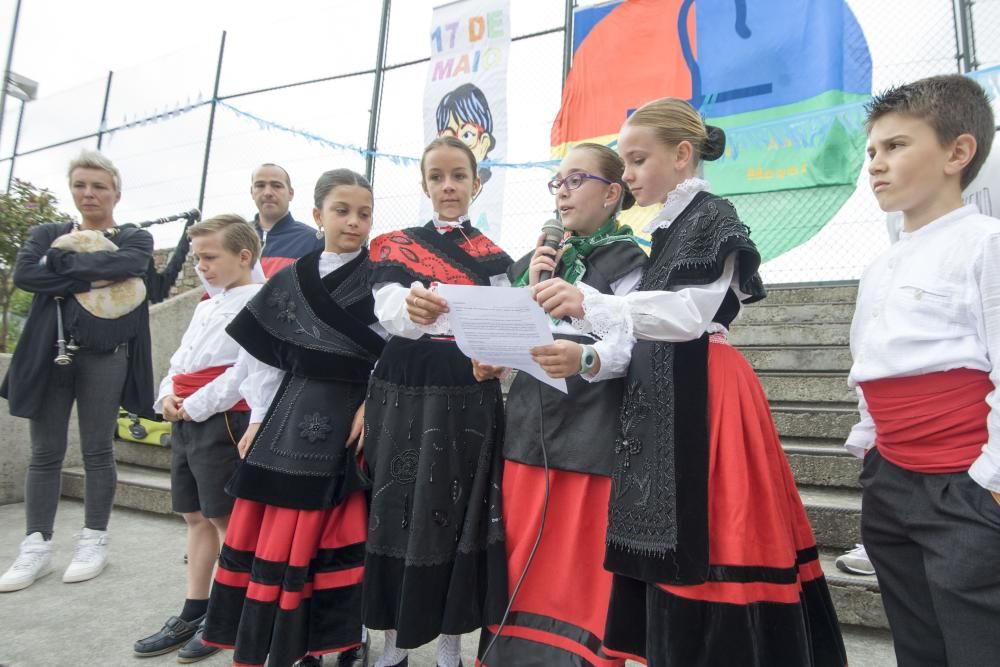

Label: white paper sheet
[436,284,568,393]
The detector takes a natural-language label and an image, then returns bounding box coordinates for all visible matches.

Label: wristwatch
[579,344,597,375]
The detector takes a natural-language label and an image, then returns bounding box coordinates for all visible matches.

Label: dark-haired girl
[475,143,646,667]
[202,169,385,667]
[362,136,511,667]
[533,98,847,667]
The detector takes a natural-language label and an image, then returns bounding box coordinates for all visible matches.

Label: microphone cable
[478,379,551,665]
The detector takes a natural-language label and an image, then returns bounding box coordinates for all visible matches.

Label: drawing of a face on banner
[424,0,510,236]
[435,83,497,186]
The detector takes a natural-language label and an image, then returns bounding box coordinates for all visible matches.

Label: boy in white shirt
[133,215,262,662]
[848,74,1000,666]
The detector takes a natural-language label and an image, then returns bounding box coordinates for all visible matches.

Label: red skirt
[479,461,625,667]
[202,493,368,667]
[604,336,846,667]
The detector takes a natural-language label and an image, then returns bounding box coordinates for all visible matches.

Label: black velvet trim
[706,563,798,585]
[311,543,366,573]
[797,546,820,565]
[494,611,617,658]
[362,540,509,649]
[604,336,710,585]
[603,575,848,667]
[250,557,291,586]
[225,450,371,511]
[226,309,376,384]
[370,336,479,388]
[219,544,253,573]
[294,250,384,357]
[712,289,742,329]
[203,581,247,647]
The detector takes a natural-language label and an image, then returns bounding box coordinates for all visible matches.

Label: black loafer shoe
[176,621,220,663]
[133,614,204,657]
[337,635,370,667]
[295,656,323,666]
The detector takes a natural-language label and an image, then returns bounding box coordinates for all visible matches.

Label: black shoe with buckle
[176,620,220,663]
[336,635,370,667]
[133,614,204,657]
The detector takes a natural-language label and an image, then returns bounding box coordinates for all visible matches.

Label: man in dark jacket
[250,163,323,277]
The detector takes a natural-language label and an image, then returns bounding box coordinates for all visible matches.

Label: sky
[1,0,998,281]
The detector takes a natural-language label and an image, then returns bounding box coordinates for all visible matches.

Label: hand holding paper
[436,284,568,393]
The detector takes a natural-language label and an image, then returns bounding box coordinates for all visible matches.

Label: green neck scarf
[513,216,636,287]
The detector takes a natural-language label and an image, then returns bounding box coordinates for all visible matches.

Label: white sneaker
[835,544,875,576]
[0,532,54,592]
[62,528,109,583]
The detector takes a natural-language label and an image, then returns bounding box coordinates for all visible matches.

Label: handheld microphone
[537,218,564,281]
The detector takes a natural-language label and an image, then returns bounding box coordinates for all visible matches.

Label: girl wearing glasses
[530,99,846,666]
[475,143,646,666]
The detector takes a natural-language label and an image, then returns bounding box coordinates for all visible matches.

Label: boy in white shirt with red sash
[134,215,262,662]
[849,74,1000,666]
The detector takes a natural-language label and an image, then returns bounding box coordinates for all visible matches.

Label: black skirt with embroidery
[361,335,508,649]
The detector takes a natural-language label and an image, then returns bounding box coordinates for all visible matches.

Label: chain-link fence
[0,0,994,283]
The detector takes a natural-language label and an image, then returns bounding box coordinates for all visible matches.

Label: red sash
[172,365,250,412]
[859,368,991,473]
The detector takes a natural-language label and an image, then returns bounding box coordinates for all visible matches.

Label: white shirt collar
[642,178,711,233]
[318,249,363,278]
[897,204,978,242]
[432,212,470,233]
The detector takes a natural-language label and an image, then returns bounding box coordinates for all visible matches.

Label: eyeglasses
[547,171,613,195]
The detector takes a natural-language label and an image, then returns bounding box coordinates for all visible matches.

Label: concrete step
[739,302,856,325]
[761,284,859,305]
[771,403,858,441]
[759,372,854,404]
[820,550,889,632]
[742,346,853,372]
[730,323,850,347]
[799,486,861,551]
[114,438,171,470]
[62,463,172,515]
[783,438,861,489]
[842,625,896,667]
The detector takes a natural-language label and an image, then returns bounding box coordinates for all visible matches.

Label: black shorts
[170,412,248,518]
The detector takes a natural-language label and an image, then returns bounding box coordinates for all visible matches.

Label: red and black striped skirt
[202,493,367,667]
[602,336,847,666]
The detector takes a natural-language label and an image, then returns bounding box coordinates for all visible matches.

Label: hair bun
[620,187,636,211]
[701,125,726,161]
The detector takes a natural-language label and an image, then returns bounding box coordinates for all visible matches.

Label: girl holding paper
[474,143,646,666]
[362,136,512,667]
[530,98,846,666]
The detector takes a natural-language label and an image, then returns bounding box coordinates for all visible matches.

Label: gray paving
[0,500,895,666]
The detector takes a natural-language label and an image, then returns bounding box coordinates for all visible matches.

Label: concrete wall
[0,287,202,505]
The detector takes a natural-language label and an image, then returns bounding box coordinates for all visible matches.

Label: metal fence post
[953,0,978,72]
[365,0,392,185]
[198,30,227,212]
[96,71,113,149]
[562,0,575,86]
[0,0,23,151]
[6,98,24,189]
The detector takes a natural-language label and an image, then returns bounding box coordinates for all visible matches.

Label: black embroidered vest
[604,192,766,585]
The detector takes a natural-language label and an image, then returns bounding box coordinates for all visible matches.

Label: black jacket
[0,222,155,419]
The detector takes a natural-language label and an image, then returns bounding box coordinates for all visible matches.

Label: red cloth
[172,365,250,412]
[204,493,368,664]
[483,461,625,667]
[657,337,826,606]
[860,368,991,473]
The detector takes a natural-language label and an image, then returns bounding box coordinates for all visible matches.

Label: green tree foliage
[0,179,74,352]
